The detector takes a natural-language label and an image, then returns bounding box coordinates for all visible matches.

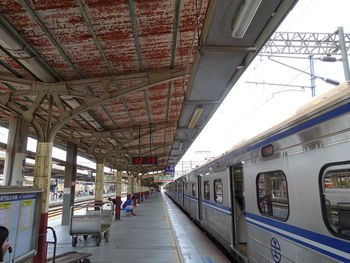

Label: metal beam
[0,59,22,78]
[121,96,135,125]
[0,46,39,80]
[18,0,82,77]
[201,45,257,53]
[0,8,108,139]
[143,90,152,123]
[120,122,174,147]
[103,142,172,154]
[49,70,186,140]
[261,31,350,55]
[0,13,60,81]
[127,0,144,71]
[0,69,182,92]
[74,0,114,74]
[164,81,173,156]
[184,99,220,105]
[170,0,182,68]
[65,121,175,136]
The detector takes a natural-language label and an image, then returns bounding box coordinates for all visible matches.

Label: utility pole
[338,26,350,82]
[309,55,316,97]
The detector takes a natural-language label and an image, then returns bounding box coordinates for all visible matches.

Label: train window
[321,165,350,240]
[192,183,196,197]
[214,179,223,203]
[256,171,289,221]
[204,181,210,200]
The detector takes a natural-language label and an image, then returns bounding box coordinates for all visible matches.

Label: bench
[121,200,133,216]
[121,206,133,216]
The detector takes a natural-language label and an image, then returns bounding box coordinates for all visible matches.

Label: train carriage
[164,83,350,262]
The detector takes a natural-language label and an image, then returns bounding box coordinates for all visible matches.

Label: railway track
[48,199,93,218]
[48,193,126,219]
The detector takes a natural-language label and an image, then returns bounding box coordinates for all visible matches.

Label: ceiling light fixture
[188,106,203,129]
[231,0,262,38]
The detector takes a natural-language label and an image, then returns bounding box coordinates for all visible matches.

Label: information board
[0,188,40,263]
[154,175,175,182]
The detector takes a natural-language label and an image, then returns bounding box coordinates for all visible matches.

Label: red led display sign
[132,157,157,165]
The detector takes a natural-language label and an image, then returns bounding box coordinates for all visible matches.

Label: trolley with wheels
[69,202,113,247]
[46,227,92,263]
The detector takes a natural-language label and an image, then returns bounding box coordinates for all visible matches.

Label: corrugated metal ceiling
[0,0,298,174]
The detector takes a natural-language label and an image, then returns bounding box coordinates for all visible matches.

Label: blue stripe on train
[227,101,350,159]
[246,212,350,261]
[182,193,232,215]
[247,219,349,262]
[201,199,231,214]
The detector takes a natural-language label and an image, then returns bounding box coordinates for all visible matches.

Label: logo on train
[270,237,281,263]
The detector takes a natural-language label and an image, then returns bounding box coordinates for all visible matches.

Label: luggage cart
[46,227,92,263]
[69,202,113,247]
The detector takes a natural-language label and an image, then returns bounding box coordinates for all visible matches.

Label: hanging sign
[154,175,175,182]
[132,157,157,165]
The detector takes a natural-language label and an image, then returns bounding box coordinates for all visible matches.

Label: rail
[48,193,126,218]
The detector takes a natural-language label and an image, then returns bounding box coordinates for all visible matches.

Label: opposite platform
[47,192,230,263]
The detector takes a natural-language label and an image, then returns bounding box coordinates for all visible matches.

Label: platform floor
[47,192,231,263]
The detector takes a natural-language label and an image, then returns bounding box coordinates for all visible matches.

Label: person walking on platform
[108,197,117,215]
[0,226,11,263]
[122,196,136,216]
[108,197,116,206]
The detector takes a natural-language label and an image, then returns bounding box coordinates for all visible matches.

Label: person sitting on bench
[122,196,136,216]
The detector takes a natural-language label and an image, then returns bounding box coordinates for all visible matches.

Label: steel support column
[3,112,29,186]
[140,185,144,202]
[137,178,141,204]
[127,174,132,200]
[309,55,316,97]
[33,142,53,263]
[95,161,104,206]
[61,142,77,225]
[338,26,350,82]
[133,176,137,206]
[114,170,122,220]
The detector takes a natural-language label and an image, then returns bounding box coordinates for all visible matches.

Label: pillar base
[133,193,137,206]
[34,213,48,263]
[115,196,121,220]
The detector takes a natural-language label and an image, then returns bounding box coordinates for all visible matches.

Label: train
[164,83,350,263]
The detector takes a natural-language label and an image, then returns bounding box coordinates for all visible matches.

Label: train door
[197,175,202,220]
[182,179,185,206]
[230,164,248,253]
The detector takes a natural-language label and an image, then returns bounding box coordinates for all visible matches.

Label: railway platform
[47,192,230,263]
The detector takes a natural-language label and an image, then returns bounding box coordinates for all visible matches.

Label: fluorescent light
[232,0,262,38]
[188,106,203,129]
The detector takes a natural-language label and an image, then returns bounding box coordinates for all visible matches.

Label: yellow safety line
[162,198,181,263]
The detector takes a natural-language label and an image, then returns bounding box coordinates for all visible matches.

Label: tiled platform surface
[47,192,230,263]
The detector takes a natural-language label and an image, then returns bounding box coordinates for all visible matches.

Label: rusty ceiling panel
[0,0,210,172]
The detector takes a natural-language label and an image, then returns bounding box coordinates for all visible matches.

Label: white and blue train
[164,83,350,262]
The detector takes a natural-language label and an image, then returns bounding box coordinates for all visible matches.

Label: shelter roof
[0,0,297,174]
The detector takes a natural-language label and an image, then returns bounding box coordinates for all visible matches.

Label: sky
[1,0,349,177]
[175,0,350,174]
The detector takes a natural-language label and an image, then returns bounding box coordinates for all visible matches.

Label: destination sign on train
[131,157,158,165]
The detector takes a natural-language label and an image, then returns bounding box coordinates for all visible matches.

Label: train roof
[192,82,350,172]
